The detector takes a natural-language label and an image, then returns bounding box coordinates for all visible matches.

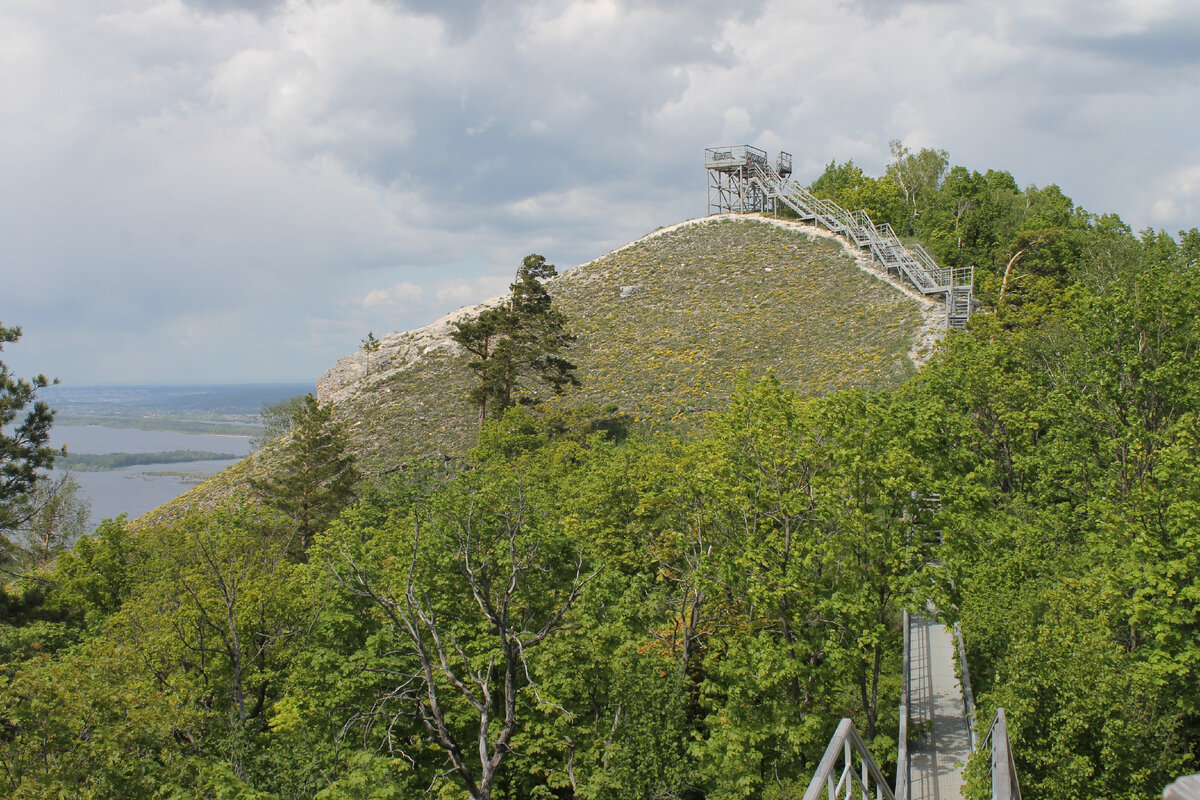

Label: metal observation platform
[705,145,973,330]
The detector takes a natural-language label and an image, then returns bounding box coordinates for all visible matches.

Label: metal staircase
[705,145,973,330]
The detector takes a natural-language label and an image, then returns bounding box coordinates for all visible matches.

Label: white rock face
[316,296,504,407]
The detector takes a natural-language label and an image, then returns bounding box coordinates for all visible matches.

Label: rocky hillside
[317,214,941,470]
[139,214,940,524]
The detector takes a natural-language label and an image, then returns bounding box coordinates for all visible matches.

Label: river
[50,425,255,529]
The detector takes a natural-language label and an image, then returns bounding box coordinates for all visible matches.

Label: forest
[1,148,1198,800]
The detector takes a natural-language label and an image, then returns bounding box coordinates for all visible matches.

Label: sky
[2,0,1199,386]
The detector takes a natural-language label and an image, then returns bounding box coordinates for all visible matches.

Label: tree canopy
[2,153,1200,800]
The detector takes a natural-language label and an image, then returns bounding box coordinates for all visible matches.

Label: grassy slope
[141,215,930,523]
[337,216,928,469]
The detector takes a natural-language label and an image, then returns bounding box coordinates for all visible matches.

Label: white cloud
[434,277,511,307]
[362,281,424,311]
[1,0,1198,384]
[1150,163,1200,231]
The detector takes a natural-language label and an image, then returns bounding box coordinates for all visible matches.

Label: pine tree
[361,331,381,377]
[14,474,90,568]
[451,254,579,427]
[1,323,59,533]
[249,393,358,557]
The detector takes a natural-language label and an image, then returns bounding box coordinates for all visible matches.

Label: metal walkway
[907,613,973,800]
[704,144,974,330]
[800,608,1020,800]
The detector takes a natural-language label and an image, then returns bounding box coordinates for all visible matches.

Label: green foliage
[0,323,58,534]
[53,516,137,623]
[7,152,1200,800]
[924,225,1200,798]
[0,637,193,798]
[250,394,359,555]
[452,254,579,427]
[809,159,906,228]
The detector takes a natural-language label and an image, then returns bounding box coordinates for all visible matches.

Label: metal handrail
[980,709,1022,800]
[735,155,973,327]
[706,144,768,167]
[897,609,911,800]
[802,718,898,800]
[953,622,978,752]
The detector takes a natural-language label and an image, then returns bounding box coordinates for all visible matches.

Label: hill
[138,213,939,526]
[317,215,940,470]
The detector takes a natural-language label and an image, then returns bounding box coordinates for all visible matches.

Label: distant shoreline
[59,449,242,471]
[53,415,264,437]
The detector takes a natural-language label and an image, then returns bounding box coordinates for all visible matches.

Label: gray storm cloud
[1,0,1197,384]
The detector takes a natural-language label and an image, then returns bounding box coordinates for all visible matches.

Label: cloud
[1150,162,1200,230]
[1,0,1197,385]
[182,0,284,17]
[433,277,512,307]
[362,282,424,311]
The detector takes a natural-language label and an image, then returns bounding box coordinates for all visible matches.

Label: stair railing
[802,718,898,800]
[739,156,973,326]
[980,709,1021,800]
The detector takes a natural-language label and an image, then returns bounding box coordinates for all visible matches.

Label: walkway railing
[954,622,979,752]
[897,609,911,800]
[980,709,1021,800]
[802,718,898,800]
[802,615,1021,800]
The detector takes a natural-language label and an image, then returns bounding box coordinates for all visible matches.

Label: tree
[321,412,596,800]
[361,332,381,378]
[252,395,307,451]
[451,255,579,427]
[809,159,906,229]
[250,394,359,556]
[1,323,59,533]
[10,473,90,570]
[886,140,949,235]
[0,636,192,797]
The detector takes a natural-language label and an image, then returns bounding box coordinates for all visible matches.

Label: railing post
[845,737,852,799]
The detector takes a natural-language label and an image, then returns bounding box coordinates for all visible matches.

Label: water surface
[50,425,254,529]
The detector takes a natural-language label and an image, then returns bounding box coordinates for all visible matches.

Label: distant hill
[138,214,939,523]
[317,215,940,470]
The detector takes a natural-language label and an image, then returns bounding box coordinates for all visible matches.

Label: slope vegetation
[318,215,938,470]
